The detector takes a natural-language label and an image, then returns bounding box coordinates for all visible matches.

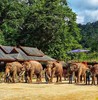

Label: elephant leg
[78,71,82,83]
[19,75,24,83]
[36,74,41,83]
[94,76,96,85]
[74,76,77,83]
[7,76,12,83]
[24,72,28,83]
[59,74,62,82]
[91,76,94,85]
[84,74,86,84]
[12,71,16,83]
[51,71,55,83]
[92,75,95,85]
[30,71,33,83]
[69,76,71,84]
[27,76,30,83]
[56,76,58,83]
[97,76,98,85]
[18,75,22,83]
[22,75,25,83]
[77,74,80,83]
[39,72,42,83]
[36,74,39,82]
[86,77,87,85]
[20,75,24,83]
[80,75,82,83]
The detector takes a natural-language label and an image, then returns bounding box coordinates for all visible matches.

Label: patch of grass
[0,72,5,82]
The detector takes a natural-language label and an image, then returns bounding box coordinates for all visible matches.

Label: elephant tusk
[7,73,10,77]
[19,71,25,76]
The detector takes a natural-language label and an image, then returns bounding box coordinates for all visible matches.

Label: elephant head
[70,63,79,72]
[22,61,32,71]
[45,62,52,82]
[46,61,63,83]
[5,62,25,83]
[5,63,13,77]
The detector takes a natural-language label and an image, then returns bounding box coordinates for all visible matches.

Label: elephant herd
[4,61,98,85]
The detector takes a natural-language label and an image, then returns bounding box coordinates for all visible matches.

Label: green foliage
[79,21,98,51]
[0,30,5,45]
[78,21,98,61]
[0,0,28,45]
[0,0,82,61]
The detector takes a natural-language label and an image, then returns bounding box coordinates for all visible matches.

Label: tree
[17,0,82,60]
[79,21,98,51]
[0,0,28,45]
[0,0,82,60]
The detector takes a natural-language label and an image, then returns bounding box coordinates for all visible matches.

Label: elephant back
[11,62,23,72]
[29,61,43,74]
[53,62,63,75]
[70,62,88,72]
[92,64,98,74]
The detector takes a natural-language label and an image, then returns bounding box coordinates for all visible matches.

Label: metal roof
[0,45,14,54]
[19,46,45,56]
[9,48,31,61]
[8,53,29,61]
[0,49,15,61]
[0,46,55,62]
[29,55,56,61]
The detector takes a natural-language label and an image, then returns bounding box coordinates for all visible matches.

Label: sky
[67,0,98,24]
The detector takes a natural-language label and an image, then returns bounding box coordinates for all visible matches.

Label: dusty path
[0,81,98,100]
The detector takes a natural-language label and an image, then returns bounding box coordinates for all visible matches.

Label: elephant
[5,62,25,83]
[69,62,88,84]
[22,61,43,83]
[46,61,63,83]
[44,62,52,83]
[90,64,98,85]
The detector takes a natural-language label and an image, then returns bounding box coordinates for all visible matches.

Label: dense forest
[0,0,97,61]
[78,21,98,61]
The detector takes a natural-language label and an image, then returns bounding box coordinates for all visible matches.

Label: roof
[0,45,14,54]
[29,55,56,61]
[8,53,30,61]
[19,46,44,56]
[0,49,15,61]
[0,45,55,62]
[9,48,32,61]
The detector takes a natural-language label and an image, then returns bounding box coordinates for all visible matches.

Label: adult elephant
[70,62,88,83]
[23,61,43,83]
[90,64,98,85]
[5,62,25,83]
[46,61,63,83]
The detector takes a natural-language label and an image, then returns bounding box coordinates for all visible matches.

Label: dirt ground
[0,79,98,100]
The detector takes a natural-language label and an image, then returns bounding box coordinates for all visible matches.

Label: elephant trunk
[5,67,10,77]
[45,67,52,83]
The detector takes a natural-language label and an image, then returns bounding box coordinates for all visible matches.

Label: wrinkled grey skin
[90,64,98,85]
[5,62,25,83]
[69,63,88,84]
[46,61,63,83]
[23,61,43,83]
[44,63,52,83]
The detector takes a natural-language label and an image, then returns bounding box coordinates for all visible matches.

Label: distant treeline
[78,21,98,61]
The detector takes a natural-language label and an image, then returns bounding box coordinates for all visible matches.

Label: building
[0,45,55,71]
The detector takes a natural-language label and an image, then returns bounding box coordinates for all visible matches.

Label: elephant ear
[28,62,32,69]
[7,63,13,70]
[53,63,56,68]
